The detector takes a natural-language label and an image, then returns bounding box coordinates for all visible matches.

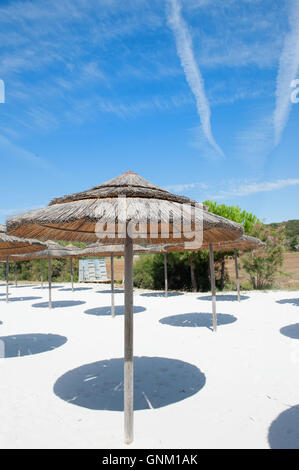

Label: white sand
[0,282,298,449]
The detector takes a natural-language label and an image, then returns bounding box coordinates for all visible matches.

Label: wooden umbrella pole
[6,256,9,303]
[111,253,115,318]
[234,248,241,302]
[48,253,52,309]
[124,230,134,444]
[14,262,17,287]
[164,252,168,298]
[209,243,217,332]
[70,257,74,292]
[41,260,43,289]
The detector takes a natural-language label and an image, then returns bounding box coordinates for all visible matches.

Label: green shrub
[133,255,155,289]
[133,251,211,292]
[240,281,252,291]
[242,223,285,289]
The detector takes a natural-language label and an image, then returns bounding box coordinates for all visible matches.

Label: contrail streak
[167,0,224,156]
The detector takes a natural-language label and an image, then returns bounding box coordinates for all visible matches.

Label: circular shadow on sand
[59,287,92,292]
[280,323,299,340]
[96,289,124,294]
[140,292,184,298]
[33,285,64,290]
[84,305,146,317]
[13,284,35,288]
[160,313,237,331]
[54,356,205,411]
[198,294,249,302]
[0,296,42,303]
[0,333,67,358]
[32,300,86,309]
[268,405,299,449]
[276,298,299,307]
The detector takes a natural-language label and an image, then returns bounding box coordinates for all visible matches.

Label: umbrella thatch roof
[6,172,243,245]
[147,235,264,253]
[66,243,81,251]
[202,234,265,252]
[0,224,46,257]
[79,242,152,258]
[8,240,82,261]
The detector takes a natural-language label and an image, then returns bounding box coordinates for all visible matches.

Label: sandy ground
[0,282,298,449]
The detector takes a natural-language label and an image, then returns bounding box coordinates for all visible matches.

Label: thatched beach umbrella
[14,262,18,287]
[142,243,180,298]
[65,244,83,292]
[0,224,46,302]
[146,242,218,324]
[201,235,265,302]
[160,234,264,306]
[12,241,80,308]
[80,242,152,317]
[7,171,244,444]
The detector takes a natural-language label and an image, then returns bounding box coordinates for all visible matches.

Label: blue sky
[0,0,298,224]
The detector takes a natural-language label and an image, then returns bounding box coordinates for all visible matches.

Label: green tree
[133,202,263,293]
[290,235,299,251]
[242,223,285,289]
[203,200,261,290]
[203,200,260,234]
[133,251,210,292]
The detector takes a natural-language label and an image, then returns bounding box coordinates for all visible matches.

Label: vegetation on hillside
[267,219,299,251]
[242,223,286,289]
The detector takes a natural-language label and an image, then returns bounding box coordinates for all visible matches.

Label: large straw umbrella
[201,235,265,302]
[7,171,244,444]
[0,224,46,302]
[181,234,264,303]
[80,243,152,317]
[145,242,218,325]
[11,241,81,308]
[158,234,264,316]
[64,244,83,292]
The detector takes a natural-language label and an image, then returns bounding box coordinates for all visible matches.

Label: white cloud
[163,176,299,201]
[189,125,225,160]
[273,0,299,145]
[232,112,274,169]
[211,178,299,199]
[185,0,284,70]
[0,0,294,153]
[166,0,223,156]
[197,37,281,70]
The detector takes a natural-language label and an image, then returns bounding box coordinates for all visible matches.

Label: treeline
[0,258,80,283]
[267,219,299,250]
[133,251,229,292]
